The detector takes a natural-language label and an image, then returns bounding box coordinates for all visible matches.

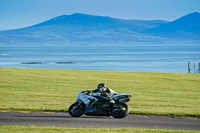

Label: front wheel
[68,102,85,117]
[111,102,130,118]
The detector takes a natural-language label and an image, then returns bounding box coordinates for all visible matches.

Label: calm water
[0,44,200,73]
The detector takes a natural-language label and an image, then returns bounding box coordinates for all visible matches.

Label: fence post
[188,62,190,73]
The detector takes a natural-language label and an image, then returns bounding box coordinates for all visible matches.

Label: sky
[0,0,200,30]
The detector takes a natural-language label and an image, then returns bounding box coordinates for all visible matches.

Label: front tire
[68,102,85,117]
[111,102,130,118]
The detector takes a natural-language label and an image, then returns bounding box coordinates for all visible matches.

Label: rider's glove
[105,96,110,101]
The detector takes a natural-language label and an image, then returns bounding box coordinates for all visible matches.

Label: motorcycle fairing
[76,92,97,113]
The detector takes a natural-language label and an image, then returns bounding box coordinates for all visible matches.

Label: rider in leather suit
[85,83,116,107]
[82,83,117,108]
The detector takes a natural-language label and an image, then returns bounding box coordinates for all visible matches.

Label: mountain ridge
[144,12,200,40]
[0,12,199,44]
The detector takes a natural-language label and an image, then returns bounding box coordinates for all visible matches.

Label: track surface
[0,112,199,131]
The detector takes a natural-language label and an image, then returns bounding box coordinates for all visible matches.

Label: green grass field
[0,68,200,117]
[0,126,199,133]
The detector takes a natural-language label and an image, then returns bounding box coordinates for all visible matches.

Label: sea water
[0,44,199,73]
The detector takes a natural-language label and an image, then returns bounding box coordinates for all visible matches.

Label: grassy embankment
[0,126,200,133]
[0,68,200,117]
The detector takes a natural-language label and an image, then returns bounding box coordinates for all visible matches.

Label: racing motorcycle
[68,89,132,118]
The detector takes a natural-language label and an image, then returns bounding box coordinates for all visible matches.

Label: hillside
[0,13,168,44]
[0,12,200,44]
[0,68,200,117]
[145,12,200,40]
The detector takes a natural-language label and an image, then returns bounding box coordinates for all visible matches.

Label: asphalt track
[0,112,199,131]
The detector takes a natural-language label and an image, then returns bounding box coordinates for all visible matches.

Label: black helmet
[97,83,106,89]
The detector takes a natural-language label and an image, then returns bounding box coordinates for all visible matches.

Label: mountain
[0,12,200,44]
[144,12,200,40]
[0,13,168,44]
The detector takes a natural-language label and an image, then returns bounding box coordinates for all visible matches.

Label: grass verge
[0,68,200,117]
[0,126,199,133]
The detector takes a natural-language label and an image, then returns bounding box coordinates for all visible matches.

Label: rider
[85,83,117,108]
[92,83,116,97]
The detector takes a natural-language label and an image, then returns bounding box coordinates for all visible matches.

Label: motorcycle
[68,89,132,118]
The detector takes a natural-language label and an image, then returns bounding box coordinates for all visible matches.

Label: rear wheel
[68,102,85,117]
[111,102,129,118]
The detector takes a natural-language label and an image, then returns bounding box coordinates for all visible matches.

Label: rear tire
[111,102,129,118]
[68,102,85,117]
